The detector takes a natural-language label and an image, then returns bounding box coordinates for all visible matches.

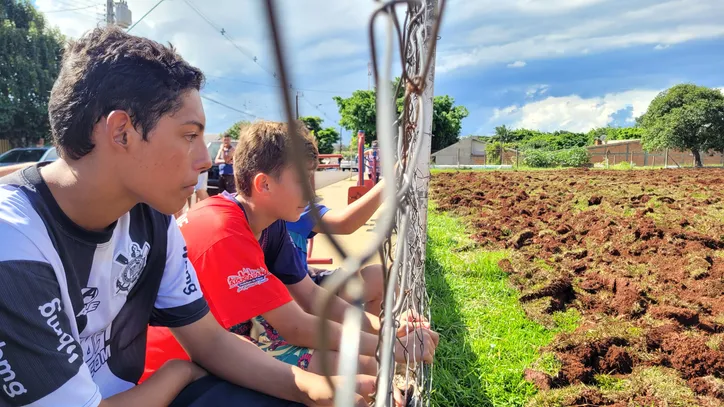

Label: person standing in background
[215,133,236,193]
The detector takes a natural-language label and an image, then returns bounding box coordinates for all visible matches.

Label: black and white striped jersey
[0,164,209,407]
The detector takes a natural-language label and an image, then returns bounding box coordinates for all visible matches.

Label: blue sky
[34,0,724,144]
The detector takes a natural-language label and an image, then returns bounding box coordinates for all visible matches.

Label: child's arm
[261,299,438,365]
[214,146,226,165]
[0,162,33,177]
[262,300,379,357]
[170,313,376,406]
[289,274,381,333]
[100,360,206,407]
[312,180,384,235]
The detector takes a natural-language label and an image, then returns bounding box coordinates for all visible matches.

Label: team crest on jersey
[76,287,100,317]
[227,267,268,292]
[114,241,151,295]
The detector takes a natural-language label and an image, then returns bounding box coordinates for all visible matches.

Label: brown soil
[431,169,724,403]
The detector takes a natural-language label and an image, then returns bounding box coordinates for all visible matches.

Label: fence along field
[431,169,724,406]
[260,0,443,406]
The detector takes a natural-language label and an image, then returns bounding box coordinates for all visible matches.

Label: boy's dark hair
[49,27,205,160]
[234,120,318,197]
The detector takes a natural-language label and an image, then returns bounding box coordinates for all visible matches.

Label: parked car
[206,140,238,196]
[340,159,359,171]
[0,147,58,167]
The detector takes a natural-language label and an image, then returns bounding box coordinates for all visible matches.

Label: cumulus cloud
[438,0,724,73]
[507,60,527,68]
[491,88,662,132]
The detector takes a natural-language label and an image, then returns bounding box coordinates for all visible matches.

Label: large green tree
[315,127,339,155]
[431,95,469,152]
[0,0,65,147]
[300,115,339,155]
[639,84,724,167]
[299,116,323,135]
[333,90,377,140]
[333,83,468,152]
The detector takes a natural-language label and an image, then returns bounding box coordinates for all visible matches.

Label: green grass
[426,206,579,406]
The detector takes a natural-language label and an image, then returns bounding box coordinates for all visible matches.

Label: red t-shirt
[141,196,293,382]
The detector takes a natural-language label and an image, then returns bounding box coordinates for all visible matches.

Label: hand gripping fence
[261,0,445,405]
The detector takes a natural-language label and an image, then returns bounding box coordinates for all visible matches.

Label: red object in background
[317,154,343,169]
[306,237,333,265]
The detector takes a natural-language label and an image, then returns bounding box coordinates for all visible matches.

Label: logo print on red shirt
[227,267,269,292]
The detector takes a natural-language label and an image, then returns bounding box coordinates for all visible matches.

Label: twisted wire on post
[260,0,444,405]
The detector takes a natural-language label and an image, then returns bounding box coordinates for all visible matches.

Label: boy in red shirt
[145,121,438,382]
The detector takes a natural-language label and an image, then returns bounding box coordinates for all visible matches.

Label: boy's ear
[106,110,138,152]
[252,173,270,196]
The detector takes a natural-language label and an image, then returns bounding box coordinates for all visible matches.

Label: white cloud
[491,88,661,132]
[507,60,527,68]
[438,0,724,73]
[32,0,376,133]
[526,84,550,99]
[654,44,670,50]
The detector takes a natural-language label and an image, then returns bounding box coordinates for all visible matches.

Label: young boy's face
[260,164,312,222]
[121,89,211,214]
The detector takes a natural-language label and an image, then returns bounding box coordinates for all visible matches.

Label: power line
[205,75,354,95]
[126,0,165,32]
[182,0,282,82]
[300,94,341,127]
[200,94,259,119]
[44,4,98,13]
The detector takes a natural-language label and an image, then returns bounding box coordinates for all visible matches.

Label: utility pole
[367,62,372,91]
[106,0,113,25]
[295,91,300,119]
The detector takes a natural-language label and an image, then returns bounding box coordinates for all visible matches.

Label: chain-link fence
[259,0,444,405]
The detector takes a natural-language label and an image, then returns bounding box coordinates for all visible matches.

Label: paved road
[314,170,355,190]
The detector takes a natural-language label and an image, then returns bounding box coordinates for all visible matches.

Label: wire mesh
[260,0,445,405]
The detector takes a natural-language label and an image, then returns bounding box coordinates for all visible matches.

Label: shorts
[219,174,236,194]
[169,375,303,407]
[308,266,341,285]
[195,171,208,191]
[229,316,314,371]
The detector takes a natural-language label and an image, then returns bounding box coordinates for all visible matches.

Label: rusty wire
[261,0,444,405]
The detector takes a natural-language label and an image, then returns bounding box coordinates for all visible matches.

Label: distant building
[431,137,488,165]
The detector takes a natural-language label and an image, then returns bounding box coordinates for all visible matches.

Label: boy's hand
[299,373,376,407]
[396,310,430,337]
[394,327,439,364]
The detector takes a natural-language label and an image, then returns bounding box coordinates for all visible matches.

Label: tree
[299,116,340,154]
[224,120,251,139]
[315,127,339,155]
[431,95,469,152]
[494,125,512,143]
[299,116,323,135]
[333,91,377,140]
[333,86,468,152]
[639,84,724,167]
[586,126,644,144]
[0,0,65,147]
